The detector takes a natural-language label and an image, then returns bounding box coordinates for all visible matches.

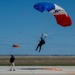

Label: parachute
[34,2,72,27]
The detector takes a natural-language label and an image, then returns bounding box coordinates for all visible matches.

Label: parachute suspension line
[41,25,59,38]
[41,17,50,38]
[46,27,59,36]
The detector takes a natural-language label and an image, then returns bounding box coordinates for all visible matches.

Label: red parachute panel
[54,14,72,27]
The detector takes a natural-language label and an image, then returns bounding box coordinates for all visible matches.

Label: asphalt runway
[0,66,75,75]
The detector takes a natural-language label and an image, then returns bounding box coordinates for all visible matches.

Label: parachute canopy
[34,2,72,27]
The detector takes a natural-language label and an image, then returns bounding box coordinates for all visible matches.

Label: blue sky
[0,0,75,55]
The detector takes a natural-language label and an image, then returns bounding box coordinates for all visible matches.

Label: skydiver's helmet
[11,55,14,58]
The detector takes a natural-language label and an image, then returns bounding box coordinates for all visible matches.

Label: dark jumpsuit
[36,37,45,52]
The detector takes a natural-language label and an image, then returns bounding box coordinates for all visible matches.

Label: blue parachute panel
[34,2,55,12]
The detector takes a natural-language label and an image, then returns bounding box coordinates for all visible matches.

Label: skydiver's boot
[39,47,41,52]
[39,49,41,52]
[13,69,15,71]
[39,50,41,52]
[10,69,12,71]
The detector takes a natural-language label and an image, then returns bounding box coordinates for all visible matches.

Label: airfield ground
[0,55,75,66]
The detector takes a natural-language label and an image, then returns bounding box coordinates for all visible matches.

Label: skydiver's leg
[35,44,39,51]
[12,62,15,71]
[39,45,42,52]
[10,63,13,71]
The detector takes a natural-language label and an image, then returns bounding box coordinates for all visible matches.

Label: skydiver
[10,55,15,71]
[35,33,47,52]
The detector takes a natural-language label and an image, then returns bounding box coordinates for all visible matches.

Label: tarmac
[0,66,75,75]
